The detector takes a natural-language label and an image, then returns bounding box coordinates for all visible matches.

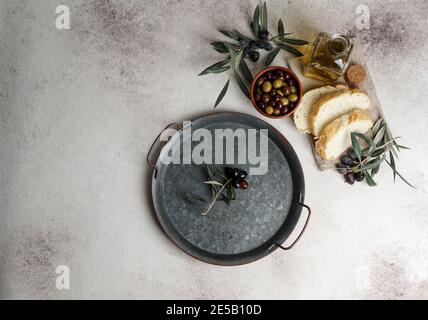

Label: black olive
[347,149,359,161]
[335,163,348,175]
[281,107,289,114]
[248,41,257,50]
[255,40,265,49]
[239,180,249,189]
[355,171,365,182]
[340,156,354,166]
[243,47,250,58]
[249,50,260,62]
[232,178,241,189]
[258,30,269,40]
[344,172,355,185]
[264,42,273,51]
[239,38,247,46]
[232,168,239,178]
[239,170,248,180]
[225,167,235,179]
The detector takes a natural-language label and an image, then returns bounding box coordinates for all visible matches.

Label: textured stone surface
[1,0,428,299]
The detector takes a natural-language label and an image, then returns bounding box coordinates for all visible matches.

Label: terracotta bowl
[250,66,303,119]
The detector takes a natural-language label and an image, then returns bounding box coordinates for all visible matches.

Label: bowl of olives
[250,66,302,118]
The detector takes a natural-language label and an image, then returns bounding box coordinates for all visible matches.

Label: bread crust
[308,88,368,136]
[315,109,373,160]
[294,84,347,134]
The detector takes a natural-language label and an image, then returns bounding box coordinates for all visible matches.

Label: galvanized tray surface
[149,112,306,265]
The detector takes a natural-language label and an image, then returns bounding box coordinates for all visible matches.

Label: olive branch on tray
[182,165,249,215]
[198,1,308,108]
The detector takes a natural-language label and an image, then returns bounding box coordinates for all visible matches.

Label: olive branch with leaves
[199,1,308,108]
[348,118,413,187]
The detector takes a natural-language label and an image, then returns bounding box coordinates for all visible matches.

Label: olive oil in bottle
[303,33,353,83]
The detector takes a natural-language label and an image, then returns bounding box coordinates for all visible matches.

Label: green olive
[276,90,284,97]
[274,108,281,116]
[282,86,291,95]
[262,81,272,93]
[280,97,289,106]
[262,94,271,103]
[288,93,298,102]
[273,79,283,89]
[290,85,297,93]
[265,106,274,115]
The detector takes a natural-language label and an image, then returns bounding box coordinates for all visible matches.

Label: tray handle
[147,123,182,178]
[276,199,311,250]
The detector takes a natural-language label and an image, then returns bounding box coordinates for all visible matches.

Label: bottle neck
[328,34,352,58]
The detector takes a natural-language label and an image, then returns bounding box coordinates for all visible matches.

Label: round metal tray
[147,112,310,265]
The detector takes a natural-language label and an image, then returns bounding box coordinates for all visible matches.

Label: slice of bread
[309,89,370,137]
[293,84,348,134]
[315,109,373,160]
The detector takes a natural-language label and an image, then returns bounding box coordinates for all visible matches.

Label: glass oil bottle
[303,33,353,83]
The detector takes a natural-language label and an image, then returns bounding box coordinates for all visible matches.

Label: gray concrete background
[1,0,428,299]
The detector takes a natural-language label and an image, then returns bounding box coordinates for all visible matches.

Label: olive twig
[201,179,232,216]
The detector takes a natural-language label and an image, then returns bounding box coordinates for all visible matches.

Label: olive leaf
[223,43,237,72]
[361,157,385,171]
[352,132,376,147]
[371,118,383,135]
[226,184,232,204]
[199,59,230,76]
[278,19,284,41]
[279,38,309,45]
[364,171,377,186]
[276,42,304,57]
[232,29,253,42]
[207,164,227,180]
[260,1,267,31]
[210,42,238,54]
[395,145,410,150]
[234,49,244,70]
[385,159,415,188]
[370,124,386,152]
[264,47,281,66]
[235,72,250,99]
[214,79,230,108]
[371,164,380,176]
[252,5,260,36]
[269,32,294,41]
[389,151,396,181]
[207,164,215,180]
[265,47,281,67]
[351,132,362,161]
[182,192,207,204]
[239,58,253,83]
[205,180,224,186]
[219,29,241,41]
